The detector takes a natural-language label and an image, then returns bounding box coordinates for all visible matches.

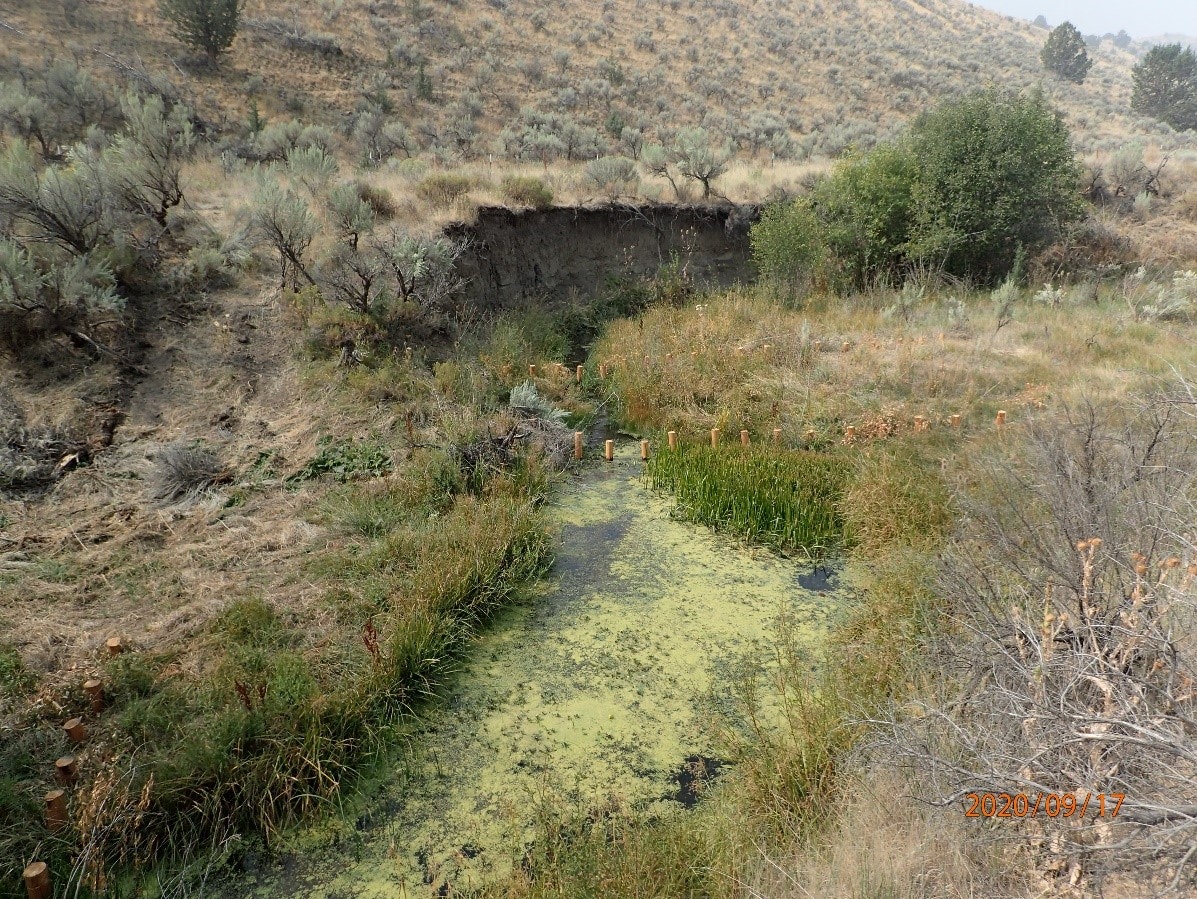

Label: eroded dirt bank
[445,203,760,310]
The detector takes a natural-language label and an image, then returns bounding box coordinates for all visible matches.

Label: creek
[240,441,843,897]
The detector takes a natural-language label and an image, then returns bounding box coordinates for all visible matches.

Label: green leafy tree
[749,199,828,300]
[814,143,920,287]
[159,0,244,65]
[906,89,1082,284]
[1131,44,1197,132]
[754,90,1082,289]
[1041,22,1093,83]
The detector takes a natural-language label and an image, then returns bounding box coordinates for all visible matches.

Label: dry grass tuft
[148,441,233,502]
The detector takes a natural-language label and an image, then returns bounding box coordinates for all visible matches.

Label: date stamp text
[964,792,1124,819]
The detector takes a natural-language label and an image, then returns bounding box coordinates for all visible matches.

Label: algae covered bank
[240,445,841,896]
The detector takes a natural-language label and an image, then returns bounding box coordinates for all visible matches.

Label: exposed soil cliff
[445,203,760,310]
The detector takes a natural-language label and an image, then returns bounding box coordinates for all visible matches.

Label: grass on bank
[645,442,852,558]
[0,370,562,897]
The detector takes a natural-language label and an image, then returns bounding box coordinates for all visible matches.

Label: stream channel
[240,440,845,897]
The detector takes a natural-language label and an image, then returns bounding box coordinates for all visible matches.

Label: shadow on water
[236,443,846,898]
[797,565,839,593]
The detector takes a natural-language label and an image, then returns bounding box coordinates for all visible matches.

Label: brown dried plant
[876,383,1197,895]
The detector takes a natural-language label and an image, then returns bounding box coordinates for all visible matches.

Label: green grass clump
[0,642,33,698]
[75,480,554,873]
[500,175,554,210]
[646,442,852,557]
[415,172,476,207]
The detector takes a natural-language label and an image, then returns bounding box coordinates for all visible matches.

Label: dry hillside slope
[0,0,1183,162]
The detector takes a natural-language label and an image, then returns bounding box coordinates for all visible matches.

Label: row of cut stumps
[21,638,125,898]
[571,411,1010,463]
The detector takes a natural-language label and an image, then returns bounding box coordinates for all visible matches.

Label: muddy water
[247,444,841,897]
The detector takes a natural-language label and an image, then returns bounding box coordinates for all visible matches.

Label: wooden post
[640,440,649,460]
[83,678,104,714]
[528,364,537,378]
[914,415,924,432]
[740,430,750,446]
[813,339,822,352]
[710,428,720,447]
[996,410,1007,429]
[54,756,76,787]
[63,718,87,745]
[604,439,614,462]
[842,340,851,352]
[762,344,771,354]
[22,862,50,899]
[667,431,677,450]
[573,431,583,461]
[845,426,856,441]
[950,414,961,429]
[44,790,67,831]
[105,636,123,656]
[772,428,782,443]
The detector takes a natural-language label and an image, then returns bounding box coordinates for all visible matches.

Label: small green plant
[509,381,567,423]
[287,435,393,483]
[750,199,828,301]
[353,181,398,219]
[0,642,33,696]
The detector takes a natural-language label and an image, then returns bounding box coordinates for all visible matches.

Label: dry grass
[747,767,1024,899]
[594,286,1196,451]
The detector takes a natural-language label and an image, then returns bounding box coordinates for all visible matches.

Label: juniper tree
[1131,44,1197,132]
[1041,22,1093,83]
[159,0,244,65]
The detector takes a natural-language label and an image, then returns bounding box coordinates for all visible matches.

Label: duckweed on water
[645,442,852,558]
[241,448,843,897]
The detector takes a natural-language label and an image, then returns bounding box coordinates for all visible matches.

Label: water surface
[245,446,840,896]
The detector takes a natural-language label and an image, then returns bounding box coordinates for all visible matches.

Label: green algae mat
[239,445,843,897]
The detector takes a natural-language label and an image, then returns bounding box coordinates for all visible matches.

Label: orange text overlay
[964,792,1125,819]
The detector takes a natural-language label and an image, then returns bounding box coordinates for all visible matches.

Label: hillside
[0,0,1188,167]
[1144,33,1197,50]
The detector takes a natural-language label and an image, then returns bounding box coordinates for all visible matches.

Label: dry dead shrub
[149,440,232,501]
[0,391,86,490]
[878,384,1197,895]
[1031,217,1135,282]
